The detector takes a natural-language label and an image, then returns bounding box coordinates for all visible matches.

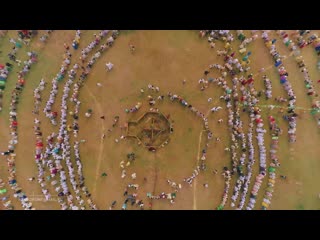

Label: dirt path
[193,109,211,210]
[150,155,159,210]
[83,84,106,197]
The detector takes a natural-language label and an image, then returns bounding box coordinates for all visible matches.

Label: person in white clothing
[106,62,114,71]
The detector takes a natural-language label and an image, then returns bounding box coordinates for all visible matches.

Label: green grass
[296,204,305,210]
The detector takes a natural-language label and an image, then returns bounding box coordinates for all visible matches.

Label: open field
[0,30,320,210]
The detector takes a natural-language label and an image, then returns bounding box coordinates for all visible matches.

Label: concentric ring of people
[0,30,320,210]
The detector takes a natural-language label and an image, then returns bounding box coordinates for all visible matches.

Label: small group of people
[17,30,37,45]
[39,30,53,43]
[147,191,176,205]
[72,30,81,49]
[0,62,13,111]
[183,165,201,186]
[263,75,272,99]
[122,186,144,210]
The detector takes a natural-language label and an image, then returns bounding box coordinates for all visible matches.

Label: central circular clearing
[127,111,172,151]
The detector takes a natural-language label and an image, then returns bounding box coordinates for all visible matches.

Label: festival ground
[0,30,320,210]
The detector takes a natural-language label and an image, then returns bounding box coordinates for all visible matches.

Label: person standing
[106,62,114,71]
[129,44,135,53]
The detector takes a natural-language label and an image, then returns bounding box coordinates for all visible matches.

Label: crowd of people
[0,35,26,111]
[43,40,74,124]
[0,31,42,209]
[2,30,119,210]
[260,116,281,209]
[4,50,38,209]
[33,79,54,203]
[2,30,320,210]
[33,30,120,210]
[0,63,13,111]
[263,30,297,143]
[199,30,289,210]
[279,31,320,121]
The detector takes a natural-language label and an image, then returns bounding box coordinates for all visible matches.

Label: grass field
[0,30,320,210]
